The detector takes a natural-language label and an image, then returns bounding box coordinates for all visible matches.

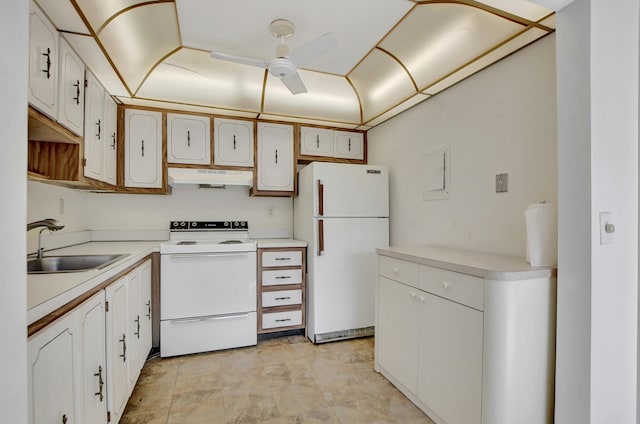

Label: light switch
[599,211,614,245]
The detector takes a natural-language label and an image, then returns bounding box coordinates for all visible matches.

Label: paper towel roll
[525,203,557,267]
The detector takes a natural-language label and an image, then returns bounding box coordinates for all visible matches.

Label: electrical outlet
[496,173,508,193]
[267,205,274,217]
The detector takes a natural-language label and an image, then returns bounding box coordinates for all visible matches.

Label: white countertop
[376,245,556,281]
[255,239,307,248]
[28,241,160,325]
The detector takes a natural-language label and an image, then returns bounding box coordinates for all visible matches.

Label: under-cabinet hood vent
[168,168,253,188]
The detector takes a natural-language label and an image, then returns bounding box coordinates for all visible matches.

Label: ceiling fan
[210,19,338,95]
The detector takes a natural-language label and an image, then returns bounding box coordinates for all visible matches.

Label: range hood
[168,168,253,188]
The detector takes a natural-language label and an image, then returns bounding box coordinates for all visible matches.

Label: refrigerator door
[308,217,389,338]
[312,162,388,218]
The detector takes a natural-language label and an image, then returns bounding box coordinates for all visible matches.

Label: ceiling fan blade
[289,32,338,67]
[210,51,268,68]
[280,71,307,95]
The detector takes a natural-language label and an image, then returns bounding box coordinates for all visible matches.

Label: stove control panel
[170,221,248,231]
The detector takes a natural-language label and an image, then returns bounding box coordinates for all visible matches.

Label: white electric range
[159,220,257,357]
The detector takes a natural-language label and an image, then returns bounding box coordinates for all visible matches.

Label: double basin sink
[28,254,128,274]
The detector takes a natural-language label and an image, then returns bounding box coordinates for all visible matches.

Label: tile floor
[121,335,435,424]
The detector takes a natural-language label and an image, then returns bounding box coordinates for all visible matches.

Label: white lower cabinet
[105,276,130,424]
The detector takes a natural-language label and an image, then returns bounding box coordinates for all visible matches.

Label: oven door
[160,251,257,320]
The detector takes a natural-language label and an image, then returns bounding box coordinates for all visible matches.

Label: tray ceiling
[34,0,554,129]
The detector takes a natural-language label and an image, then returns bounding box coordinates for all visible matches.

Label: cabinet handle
[62,414,68,424]
[134,315,140,339]
[274,149,278,164]
[146,300,151,319]
[275,275,291,280]
[275,296,291,300]
[348,138,351,152]
[187,130,191,147]
[94,365,104,402]
[316,134,319,149]
[233,134,236,150]
[42,47,52,79]
[73,80,81,105]
[111,133,116,150]
[274,257,291,261]
[96,119,101,140]
[275,318,292,322]
[141,139,145,157]
[119,333,126,362]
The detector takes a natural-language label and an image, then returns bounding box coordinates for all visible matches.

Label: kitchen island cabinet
[375,246,556,424]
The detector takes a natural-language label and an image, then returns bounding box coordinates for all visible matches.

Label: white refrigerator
[294,162,389,343]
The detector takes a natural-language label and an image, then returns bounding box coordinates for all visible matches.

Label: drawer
[379,255,419,287]
[262,250,302,267]
[419,265,484,310]
[262,289,302,307]
[262,310,302,329]
[262,269,302,286]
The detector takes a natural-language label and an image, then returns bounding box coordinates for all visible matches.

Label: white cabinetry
[127,260,153,386]
[105,276,129,424]
[256,122,294,194]
[376,249,556,424]
[29,1,58,120]
[214,117,254,167]
[167,113,210,165]
[57,37,84,136]
[124,109,163,188]
[300,127,333,157]
[28,308,79,424]
[299,127,365,161]
[334,131,364,160]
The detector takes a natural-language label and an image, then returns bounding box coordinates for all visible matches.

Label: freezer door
[309,217,389,336]
[312,163,388,217]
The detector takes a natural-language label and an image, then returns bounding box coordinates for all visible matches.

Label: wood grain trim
[376,46,419,92]
[318,220,324,256]
[28,107,82,145]
[28,254,154,337]
[318,180,324,216]
[151,252,160,348]
[95,0,175,35]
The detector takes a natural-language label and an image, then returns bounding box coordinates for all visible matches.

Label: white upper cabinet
[57,37,84,136]
[103,95,118,185]
[124,109,163,188]
[29,1,58,119]
[256,122,294,193]
[167,113,210,165]
[300,126,333,157]
[214,117,254,167]
[334,131,365,160]
[84,71,105,181]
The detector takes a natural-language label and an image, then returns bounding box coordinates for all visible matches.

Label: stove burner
[177,241,197,245]
[218,240,244,244]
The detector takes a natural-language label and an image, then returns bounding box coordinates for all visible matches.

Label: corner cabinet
[124,109,164,189]
[254,122,295,196]
[257,247,306,333]
[375,248,556,424]
[167,113,211,165]
[214,117,254,168]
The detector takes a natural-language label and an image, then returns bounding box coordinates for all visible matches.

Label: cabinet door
[139,260,153,366]
[376,277,419,394]
[57,37,84,136]
[105,277,129,424]
[214,118,254,167]
[79,292,107,424]
[28,310,79,424]
[127,269,142,388]
[334,131,364,160]
[124,109,163,188]
[418,291,483,424]
[84,72,105,181]
[256,122,294,192]
[103,95,118,185]
[300,126,333,157]
[167,113,210,165]
[29,1,58,119]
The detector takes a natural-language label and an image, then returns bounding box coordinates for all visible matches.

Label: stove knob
[224,221,230,227]
[241,222,246,227]
[172,222,179,227]
[180,221,186,227]
[234,221,239,227]
[191,222,198,228]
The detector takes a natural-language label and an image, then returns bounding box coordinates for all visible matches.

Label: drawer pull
[275,318,292,322]
[275,275,291,279]
[275,296,291,300]
[442,280,450,289]
[275,257,291,261]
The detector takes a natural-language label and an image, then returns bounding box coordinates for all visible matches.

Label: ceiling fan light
[269,58,297,78]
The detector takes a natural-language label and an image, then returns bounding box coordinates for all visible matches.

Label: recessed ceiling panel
[175,0,413,75]
[35,0,90,34]
[365,94,429,127]
[424,28,549,95]
[98,3,181,93]
[474,0,552,22]
[380,4,524,90]
[350,49,417,123]
[75,0,153,31]
[263,71,361,125]
[62,33,129,96]
[136,48,264,112]
[258,114,360,130]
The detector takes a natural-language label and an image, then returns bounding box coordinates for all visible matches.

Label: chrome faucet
[27,219,65,259]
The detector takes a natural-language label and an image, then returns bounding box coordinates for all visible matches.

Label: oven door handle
[168,313,251,325]
[165,252,250,259]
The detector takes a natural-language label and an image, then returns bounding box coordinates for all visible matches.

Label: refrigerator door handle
[317,180,324,216]
[318,219,324,256]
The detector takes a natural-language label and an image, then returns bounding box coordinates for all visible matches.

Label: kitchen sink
[27,254,129,274]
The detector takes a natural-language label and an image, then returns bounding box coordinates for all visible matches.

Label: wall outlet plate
[496,173,508,193]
